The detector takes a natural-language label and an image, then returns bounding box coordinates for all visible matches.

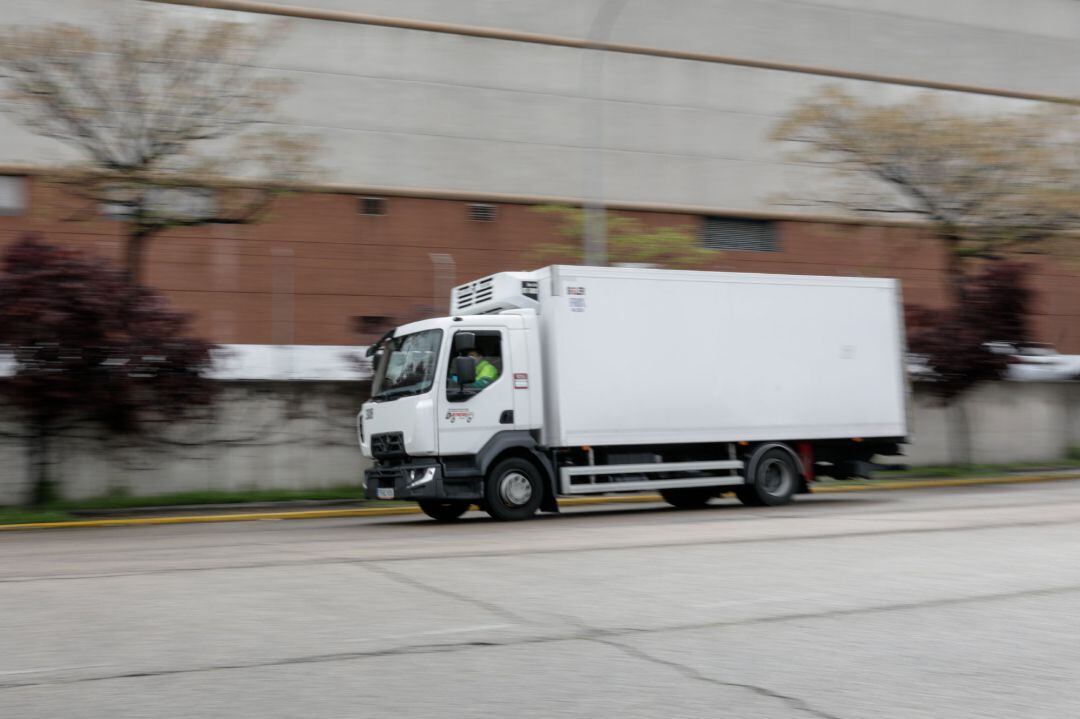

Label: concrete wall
[1,0,1076,211]
[905,382,1080,466]
[2,379,1080,505]
[0,381,371,506]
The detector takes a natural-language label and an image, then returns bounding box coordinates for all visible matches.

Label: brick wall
[1,178,1077,351]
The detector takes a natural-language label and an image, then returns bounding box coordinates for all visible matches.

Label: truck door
[438,328,514,456]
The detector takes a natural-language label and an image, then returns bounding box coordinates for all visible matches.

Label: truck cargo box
[536,265,907,447]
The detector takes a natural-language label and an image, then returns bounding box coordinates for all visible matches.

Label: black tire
[736,446,799,507]
[659,486,716,509]
[418,500,470,521]
[484,457,544,521]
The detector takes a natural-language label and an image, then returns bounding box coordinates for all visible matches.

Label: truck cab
[358,273,554,520]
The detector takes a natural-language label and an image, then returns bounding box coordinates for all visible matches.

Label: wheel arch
[477,431,558,512]
[745,442,805,483]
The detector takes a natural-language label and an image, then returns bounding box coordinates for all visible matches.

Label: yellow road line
[2,472,1078,531]
[0,505,423,531]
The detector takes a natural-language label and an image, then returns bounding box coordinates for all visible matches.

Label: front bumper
[365,459,482,501]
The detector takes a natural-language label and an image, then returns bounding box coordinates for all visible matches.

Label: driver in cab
[452,347,499,389]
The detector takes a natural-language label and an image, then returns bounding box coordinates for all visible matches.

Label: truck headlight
[406,466,436,489]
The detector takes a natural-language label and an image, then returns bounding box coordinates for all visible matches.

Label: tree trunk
[947,399,973,467]
[125,229,150,284]
[25,425,55,508]
[944,238,966,307]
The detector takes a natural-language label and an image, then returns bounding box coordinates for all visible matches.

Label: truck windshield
[370,329,443,401]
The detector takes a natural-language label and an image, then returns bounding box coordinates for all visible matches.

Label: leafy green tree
[531,205,716,269]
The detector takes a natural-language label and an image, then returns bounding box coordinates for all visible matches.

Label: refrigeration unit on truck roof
[450,271,540,315]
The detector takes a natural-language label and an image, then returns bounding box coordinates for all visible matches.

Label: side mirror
[451,355,477,386]
[454,332,476,354]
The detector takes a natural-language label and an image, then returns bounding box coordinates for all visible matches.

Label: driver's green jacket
[474,359,499,388]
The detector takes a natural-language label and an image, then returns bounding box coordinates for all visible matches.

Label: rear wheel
[418,499,470,521]
[659,486,716,509]
[484,458,544,521]
[736,446,798,507]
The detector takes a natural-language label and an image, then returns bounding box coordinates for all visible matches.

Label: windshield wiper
[372,386,422,401]
[365,329,395,358]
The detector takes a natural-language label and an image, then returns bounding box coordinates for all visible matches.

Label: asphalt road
[4,481,1080,718]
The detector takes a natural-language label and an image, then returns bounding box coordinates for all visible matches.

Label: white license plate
[376,488,395,499]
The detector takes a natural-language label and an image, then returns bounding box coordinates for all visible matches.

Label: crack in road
[592,637,846,719]
[363,562,533,625]
[597,580,1080,637]
[536,607,848,719]
[0,641,513,691]
[5,580,1080,693]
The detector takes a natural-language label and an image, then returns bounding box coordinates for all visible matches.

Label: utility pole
[582,0,630,266]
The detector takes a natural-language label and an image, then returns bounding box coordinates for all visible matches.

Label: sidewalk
[4,469,1080,531]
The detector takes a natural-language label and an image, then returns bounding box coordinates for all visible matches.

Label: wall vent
[467,203,497,222]
[360,197,386,216]
[700,217,778,252]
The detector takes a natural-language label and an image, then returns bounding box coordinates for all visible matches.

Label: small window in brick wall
[700,217,778,252]
[467,203,497,222]
[0,176,27,215]
[359,197,386,216]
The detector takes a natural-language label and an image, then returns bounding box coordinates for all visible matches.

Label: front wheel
[418,499,470,521]
[484,458,544,521]
[736,446,798,507]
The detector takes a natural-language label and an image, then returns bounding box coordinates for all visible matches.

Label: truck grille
[371,431,406,459]
[366,467,401,489]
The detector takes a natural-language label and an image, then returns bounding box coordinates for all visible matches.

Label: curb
[812,472,1080,493]
[67,498,364,517]
[3,472,1079,531]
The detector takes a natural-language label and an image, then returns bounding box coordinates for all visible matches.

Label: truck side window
[447,330,502,401]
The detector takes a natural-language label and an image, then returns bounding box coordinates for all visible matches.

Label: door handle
[499,410,514,425]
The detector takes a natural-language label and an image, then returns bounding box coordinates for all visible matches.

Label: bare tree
[0,9,316,281]
[773,86,1080,303]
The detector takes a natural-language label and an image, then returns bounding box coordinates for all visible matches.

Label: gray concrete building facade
[3,0,1076,212]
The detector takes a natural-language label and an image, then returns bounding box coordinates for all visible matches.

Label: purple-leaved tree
[0,235,216,506]
[907,262,1032,403]
[906,262,1033,464]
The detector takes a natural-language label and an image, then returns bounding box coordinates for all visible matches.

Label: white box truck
[358,265,907,521]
